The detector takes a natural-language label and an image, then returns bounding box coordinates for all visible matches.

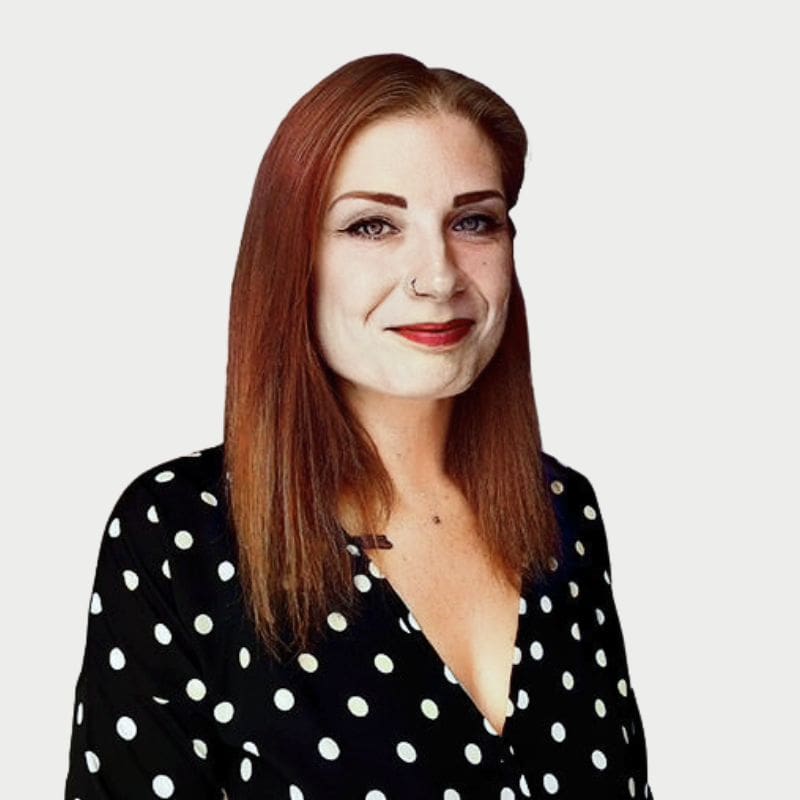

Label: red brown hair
[224,53,561,661]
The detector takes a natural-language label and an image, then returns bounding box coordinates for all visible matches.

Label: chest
[364,519,522,736]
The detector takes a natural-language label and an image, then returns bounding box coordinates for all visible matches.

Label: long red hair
[224,53,561,661]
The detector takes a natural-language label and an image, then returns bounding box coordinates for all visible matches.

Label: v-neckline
[344,530,527,740]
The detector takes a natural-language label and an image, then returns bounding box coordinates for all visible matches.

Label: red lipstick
[389,319,474,348]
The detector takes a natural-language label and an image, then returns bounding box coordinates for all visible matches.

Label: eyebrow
[327,189,505,212]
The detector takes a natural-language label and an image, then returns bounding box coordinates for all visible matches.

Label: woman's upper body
[65,53,655,799]
[64,442,653,799]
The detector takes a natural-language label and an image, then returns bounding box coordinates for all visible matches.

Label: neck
[341,382,455,494]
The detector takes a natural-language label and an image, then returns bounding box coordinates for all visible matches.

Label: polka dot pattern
[64,445,653,799]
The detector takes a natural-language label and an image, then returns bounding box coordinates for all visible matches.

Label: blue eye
[454,214,502,234]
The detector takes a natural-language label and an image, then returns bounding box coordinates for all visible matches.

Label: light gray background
[2,1,797,796]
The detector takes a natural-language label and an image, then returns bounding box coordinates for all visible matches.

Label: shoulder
[540,450,613,579]
[111,442,227,535]
[98,441,235,598]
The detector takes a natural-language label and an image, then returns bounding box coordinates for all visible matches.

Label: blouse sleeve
[64,471,227,799]
[567,465,655,798]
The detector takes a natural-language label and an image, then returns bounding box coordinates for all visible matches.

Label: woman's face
[313,111,513,405]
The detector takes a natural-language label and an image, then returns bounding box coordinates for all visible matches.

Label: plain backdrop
[2,1,798,797]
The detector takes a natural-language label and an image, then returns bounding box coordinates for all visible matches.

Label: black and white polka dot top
[64,443,653,799]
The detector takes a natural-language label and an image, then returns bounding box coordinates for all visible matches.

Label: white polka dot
[123,570,139,591]
[274,688,295,711]
[116,715,137,740]
[539,595,552,613]
[513,646,522,664]
[186,678,206,701]
[108,518,121,538]
[568,581,579,598]
[396,741,416,762]
[353,574,372,592]
[575,539,585,556]
[193,739,208,759]
[398,617,411,634]
[152,774,174,797]
[583,504,597,520]
[174,530,194,550]
[570,622,581,640]
[243,741,260,756]
[194,614,214,635]
[444,790,461,800]
[347,696,369,717]
[595,698,607,717]
[240,756,252,781]
[367,560,383,578]
[483,718,499,736]
[464,742,482,764]
[84,750,100,773]
[76,701,84,725]
[628,777,636,797]
[90,592,102,614]
[201,490,218,506]
[109,647,126,670]
[318,737,340,760]
[407,611,421,631]
[547,555,559,572]
[443,664,459,684]
[622,724,630,744]
[596,607,606,625]
[213,701,234,723]
[592,749,607,769]
[501,788,515,800]
[562,670,574,690]
[217,561,235,581]
[604,569,611,585]
[154,623,172,645]
[289,786,304,800]
[153,695,169,705]
[618,678,628,697]
[551,721,566,742]
[239,647,251,668]
[365,792,386,800]
[506,697,515,718]
[421,698,439,719]
[297,652,318,672]
[550,479,564,494]
[529,641,544,660]
[154,470,174,483]
[519,773,531,797]
[345,543,360,556]
[519,597,527,614]
[543,773,559,794]
[517,688,530,710]
[147,504,159,523]
[161,559,171,579]
[374,653,394,673]
[327,611,347,632]
[596,648,607,667]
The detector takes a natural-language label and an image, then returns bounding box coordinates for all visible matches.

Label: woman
[65,53,654,799]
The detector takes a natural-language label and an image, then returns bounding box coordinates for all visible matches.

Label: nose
[404,228,466,300]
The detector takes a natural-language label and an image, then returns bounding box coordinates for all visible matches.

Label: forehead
[326,112,503,199]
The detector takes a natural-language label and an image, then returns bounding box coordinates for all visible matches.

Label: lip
[388,318,474,331]
[389,319,474,348]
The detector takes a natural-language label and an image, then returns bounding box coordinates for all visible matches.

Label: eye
[341,216,396,240]
[453,213,503,235]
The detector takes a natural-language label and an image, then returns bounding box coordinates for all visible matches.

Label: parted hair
[223,53,561,661]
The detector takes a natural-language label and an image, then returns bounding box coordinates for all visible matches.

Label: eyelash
[341,213,504,241]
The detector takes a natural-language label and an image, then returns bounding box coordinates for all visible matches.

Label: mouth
[387,319,475,348]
